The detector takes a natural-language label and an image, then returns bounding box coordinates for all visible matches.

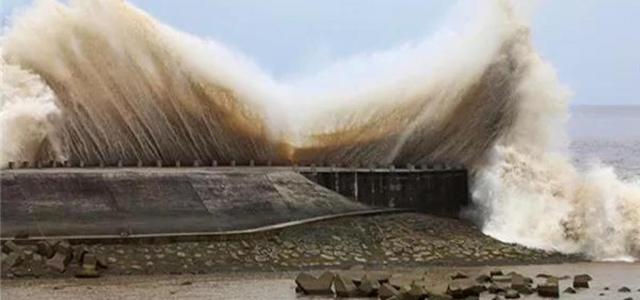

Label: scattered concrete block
[294,272,334,295]
[492,275,512,283]
[404,281,428,300]
[475,274,491,283]
[371,271,392,284]
[36,241,55,258]
[46,239,62,249]
[488,282,509,294]
[56,241,72,255]
[96,255,109,269]
[73,246,88,263]
[1,252,24,272]
[573,274,592,288]
[2,241,22,254]
[450,271,468,280]
[75,253,99,278]
[32,253,43,263]
[618,286,631,293]
[46,252,70,273]
[537,280,559,298]
[46,244,72,273]
[447,279,485,299]
[334,274,358,297]
[563,287,576,294]
[358,274,380,296]
[510,274,532,294]
[378,283,400,300]
[504,289,520,299]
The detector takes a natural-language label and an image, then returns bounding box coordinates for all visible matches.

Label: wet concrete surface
[1,168,372,237]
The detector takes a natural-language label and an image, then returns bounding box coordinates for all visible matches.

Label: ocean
[569,105,640,181]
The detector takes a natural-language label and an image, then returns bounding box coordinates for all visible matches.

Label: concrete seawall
[302,167,469,218]
[1,166,469,238]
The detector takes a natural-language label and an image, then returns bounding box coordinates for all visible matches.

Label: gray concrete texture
[1,166,469,238]
[1,168,373,238]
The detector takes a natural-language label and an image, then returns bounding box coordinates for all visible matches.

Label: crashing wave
[1,0,638,261]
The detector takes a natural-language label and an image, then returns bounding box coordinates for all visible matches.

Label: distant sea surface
[569,105,640,180]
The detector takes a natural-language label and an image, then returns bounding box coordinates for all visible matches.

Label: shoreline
[2,213,584,280]
[2,262,639,299]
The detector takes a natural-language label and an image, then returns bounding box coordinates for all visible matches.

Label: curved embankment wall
[1,166,468,238]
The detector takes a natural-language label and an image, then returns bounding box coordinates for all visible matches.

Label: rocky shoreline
[293,267,639,299]
[1,213,583,279]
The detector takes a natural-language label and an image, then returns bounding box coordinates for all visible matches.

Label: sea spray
[0,57,62,166]
[1,0,638,261]
[1,0,290,166]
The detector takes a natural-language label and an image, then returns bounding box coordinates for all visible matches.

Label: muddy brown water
[2,262,639,299]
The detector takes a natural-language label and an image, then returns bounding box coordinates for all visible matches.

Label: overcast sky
[2,0,639,105]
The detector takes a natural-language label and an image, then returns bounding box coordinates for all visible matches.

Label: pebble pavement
[1,213,582,279]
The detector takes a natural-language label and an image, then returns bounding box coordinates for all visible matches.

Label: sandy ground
[2,262,639,300]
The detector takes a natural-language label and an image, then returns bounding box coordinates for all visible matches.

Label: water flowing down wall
[1,0,638,261]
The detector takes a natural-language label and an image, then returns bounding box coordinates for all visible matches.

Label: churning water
[1,0,638,261]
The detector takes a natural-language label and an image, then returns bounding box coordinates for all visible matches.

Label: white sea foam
[1,0,638,261]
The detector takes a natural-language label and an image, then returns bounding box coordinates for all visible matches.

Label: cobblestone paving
[1,213,583,279]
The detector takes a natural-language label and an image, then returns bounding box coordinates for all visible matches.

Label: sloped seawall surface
[0,168,371,238]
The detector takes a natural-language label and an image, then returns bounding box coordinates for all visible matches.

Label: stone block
[447,279,485,299]
[75,253,99,278]
[334,274,358,297]
[1,252,24,272]
[573,274,592,288]
[488,282,509,294]
[491,275,512,283]
[379,283,400,300]
[537,280,559,298]
[510,274,532,294]
[504,289,520,299]
[36,241,55,259]
[294,271,334,295]
[475,274,491,283]
[46,250,72,273]
[450,271,468,280]
[2,241,22,254]
[358,274,380,296]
